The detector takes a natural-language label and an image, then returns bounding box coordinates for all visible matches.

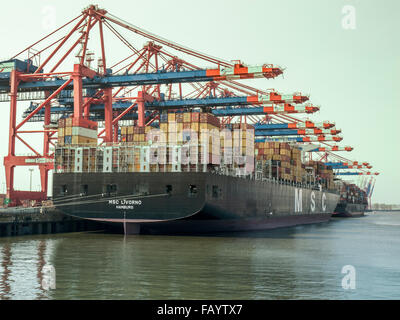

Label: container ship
[0,5,376,230]
[332,182,368,217]
[52,112,340,235]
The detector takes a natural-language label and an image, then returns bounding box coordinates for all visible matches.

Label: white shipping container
[72,127,98,139]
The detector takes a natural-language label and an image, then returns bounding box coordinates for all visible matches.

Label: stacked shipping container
[56,112,337,181]
[56,117,98,173]
[57,117,98,146]
[254,141,304,182]
[120,111,223,168]
[306,160,335,189]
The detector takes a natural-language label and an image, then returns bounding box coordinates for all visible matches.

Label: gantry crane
[0,5,377,206]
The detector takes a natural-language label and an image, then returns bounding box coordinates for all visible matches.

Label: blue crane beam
[255,129,301,136]
[254,136,341,143]
[331,165,352,169]
[211,107,264,116]
[0,69,225,93]
[307,146,353,152]
[254,123,293,130]
[95,99,314,112]
[255,121,336,130]
[23,95,308,120]
[325,162,347,166]
[254,124,340,135]
[255,137,311,143]
[335,172,362,176]
[326,162,370,170]
[0,62,283,93]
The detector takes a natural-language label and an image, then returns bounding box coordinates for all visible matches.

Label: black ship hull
[53,172,340,235]
[332,202,367,218]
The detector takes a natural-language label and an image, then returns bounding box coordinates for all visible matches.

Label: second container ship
[332,181,368,217]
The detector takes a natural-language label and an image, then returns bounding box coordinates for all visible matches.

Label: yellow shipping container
[168,113,176,122]
[168,123,177,133]
[71,136,97,145]
[272,154,281,161]
[200,123,208,130]
[160,123,168,134]
[58,128,65,137]
[168,132,177,143]
[280,149,290,156]
[191,123,199,132]
[183,112,191,123]
[282,161,291,168]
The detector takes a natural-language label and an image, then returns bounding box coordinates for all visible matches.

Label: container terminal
[0,5,378,236]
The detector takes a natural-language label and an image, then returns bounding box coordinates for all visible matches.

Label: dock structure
[0,207,102,237]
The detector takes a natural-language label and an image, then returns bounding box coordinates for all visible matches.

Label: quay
[0,206,103,237]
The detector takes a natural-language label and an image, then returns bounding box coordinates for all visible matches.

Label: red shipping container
[72,117,98,130]
[200,113,208,123]
[191,112,200,122]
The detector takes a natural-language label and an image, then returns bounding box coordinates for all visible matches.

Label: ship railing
[54,143,257,177]
[256,175,320,190]
[53,144,333,191]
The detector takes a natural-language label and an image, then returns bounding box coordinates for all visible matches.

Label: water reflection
[0,244,12,299]
[0,212,399,299]
[36,241,47,300]
[0,238,57,300]
[48,228,346,299]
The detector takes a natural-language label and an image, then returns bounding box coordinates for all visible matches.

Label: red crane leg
[104,87,113,142]
[83,97,90,118]
[72,64,83,119]
[43,102,51,155]
[39,167,47,194]
[41,100,51,194]
[113,124,119,143]
[137,91,145,127]
[8,70,19,156]
[4,70,19,201]
[4,163,14,203]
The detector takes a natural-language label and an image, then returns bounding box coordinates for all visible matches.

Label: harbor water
[0,211,399,300]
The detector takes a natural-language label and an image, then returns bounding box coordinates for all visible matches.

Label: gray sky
[0,0,398,203]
